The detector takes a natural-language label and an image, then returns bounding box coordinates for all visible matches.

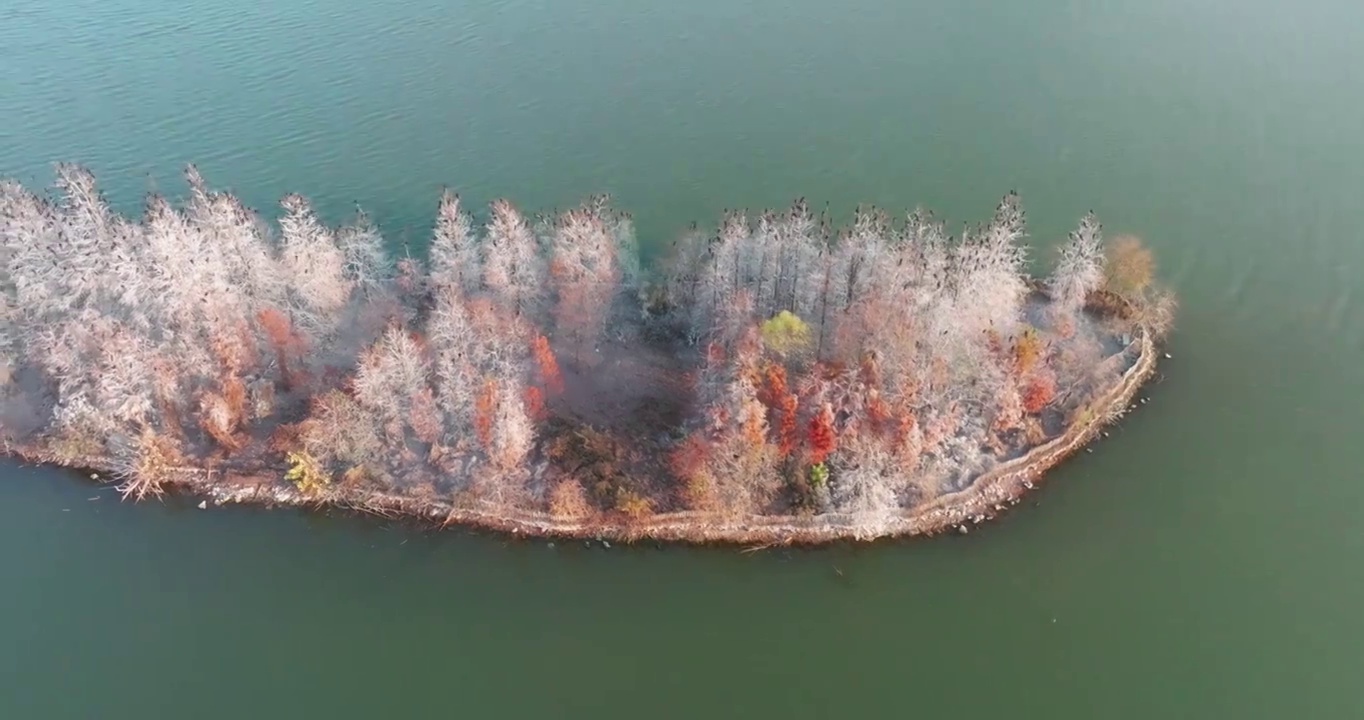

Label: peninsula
[0,165,1174,543]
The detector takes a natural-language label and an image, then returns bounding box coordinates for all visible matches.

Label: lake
[2,0,1363,717]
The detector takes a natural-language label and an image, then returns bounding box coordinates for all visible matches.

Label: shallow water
[3,0,1364,717]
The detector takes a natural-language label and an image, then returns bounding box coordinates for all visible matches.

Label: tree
[830,434,902,521]
[489,376,534,478]
[0,180,63,320]
[695,212,750,341]
[1051,213,1105,313]
[807,402,838,465]
[1022,370,1058,415]
[482,199,545,322]
[1105,235,1155,298]
[548,479,593,519]
[758,364,799,457]
[299,390,384,479]
[548,203,620,363]
[352,325,435,441]
[257,308,308,389]
[946,193,1030,342]
[429,189,481,294]
[408,386,444,445]
[0,164,1158,527]
[182,166,287,316]
[531,334,564,395]
[759,311,812,359]
[278,193,352,325]
[336,208,392,296]
[51,165,116,313]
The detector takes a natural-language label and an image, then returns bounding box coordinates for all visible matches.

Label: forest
[0,165,1174,533]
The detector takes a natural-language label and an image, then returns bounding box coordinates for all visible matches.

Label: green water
[3,0,1363,717]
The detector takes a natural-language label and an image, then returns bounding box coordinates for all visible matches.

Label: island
[0,165,1175,544]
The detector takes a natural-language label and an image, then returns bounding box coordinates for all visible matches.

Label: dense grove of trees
[0,165,1169,523]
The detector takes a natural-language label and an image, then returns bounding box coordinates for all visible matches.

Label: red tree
[808,402,838,464]
[1022,371,1058,414]
[257,307,307,389]
[523,385,547,422]
[474,379,498,449]
[531,334,564,395]
[758,365,799,457]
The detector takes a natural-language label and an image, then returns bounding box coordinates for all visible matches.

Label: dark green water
[4,1,1363,717]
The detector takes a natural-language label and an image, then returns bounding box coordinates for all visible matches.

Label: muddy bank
[7,327,1160,547]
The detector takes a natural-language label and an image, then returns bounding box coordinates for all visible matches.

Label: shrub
[615,487,653,519]
[808,462,829,488]
[285,451,331,495]
[548,479,593,520]
[116,428,186,501]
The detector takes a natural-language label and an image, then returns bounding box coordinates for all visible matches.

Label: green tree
[760,311,812,358]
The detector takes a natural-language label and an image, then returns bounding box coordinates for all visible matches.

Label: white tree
[695,212,750,341]
[489,375,534,473]
[182,166,287,315]
[481,199,544,322]
[601,198,640,289]
[336,208,392,297]
[659,222,709,330]
[429,189,481,295]
[548,203,619,362]
[950,193,1030,339]
[353,324,433,436]
[773,199,823,319]
[426,284,479,434]
[1050,212,1105,313]
[0,180,64,320]
[278,193,352,325]
[829,435,902,530]
[50,165,116,313]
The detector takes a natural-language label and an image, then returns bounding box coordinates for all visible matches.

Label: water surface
[3,0,1363,717]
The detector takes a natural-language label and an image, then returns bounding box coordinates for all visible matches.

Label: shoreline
[6,326,1160,547]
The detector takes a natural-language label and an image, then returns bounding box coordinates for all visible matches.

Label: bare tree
[481,199,544,322]
[548,202,620,363]
[278,193,352,327]
[1051,212,1105,313]
[429,189,481,295]
[0,163,1155,526]
[353,324,435,440]
[336,208,392,297]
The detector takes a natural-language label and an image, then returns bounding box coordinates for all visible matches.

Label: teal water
[3,1,1364,717]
